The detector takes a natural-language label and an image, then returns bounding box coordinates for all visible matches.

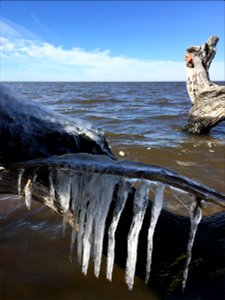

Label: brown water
[0,195,159,300]
[0,82,224,299]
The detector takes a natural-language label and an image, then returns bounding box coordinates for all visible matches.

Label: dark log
[185,36,225,134]
[0,84,114,164]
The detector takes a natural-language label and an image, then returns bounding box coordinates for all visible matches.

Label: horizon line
[1,80,225,83]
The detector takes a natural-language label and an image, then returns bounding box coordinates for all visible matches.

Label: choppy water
[1,82,225,299]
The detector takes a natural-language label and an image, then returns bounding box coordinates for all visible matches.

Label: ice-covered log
[1,157,225,297]
[185,36,225,133]
[3,153,224,207]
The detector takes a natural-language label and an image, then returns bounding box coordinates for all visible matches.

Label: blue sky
[1,1,224,81]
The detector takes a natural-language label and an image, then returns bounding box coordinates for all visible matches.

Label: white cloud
[0,36,185,81]
[0,19,224,81]
[0,19,39,40]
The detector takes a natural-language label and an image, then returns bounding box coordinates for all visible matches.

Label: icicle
[62,210,69,237]
[60,169,72,236]
[24,178,32,209]
[82,174,102,275]
[49,169,56,206]
[23,172,38,210]
[70,172,82,219]
[145,183,165,284]
[50,169,72,235]
[69,172,83,261]
[17,169,24,196]
[56,170,72,211]
[106,179,132,281]
[69,226,77,262]
[182,199,202,291]
[93,174,119,278]
[125,181,151,290]
[77,173,94,264]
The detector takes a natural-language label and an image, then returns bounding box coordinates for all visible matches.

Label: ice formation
[145,183,165,284]
[125,180,151,289]
[182,200,202,291]
[24,178,32,210]
[17,165,203,292]
[106,179,132,281]
[17,169,24,196]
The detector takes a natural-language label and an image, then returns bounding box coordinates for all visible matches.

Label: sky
[0,1,224,81]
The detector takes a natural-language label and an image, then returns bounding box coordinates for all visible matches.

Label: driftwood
[0,85,225,299]
[185,36,225,133]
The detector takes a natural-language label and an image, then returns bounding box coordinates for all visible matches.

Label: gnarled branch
[185,36,225,133]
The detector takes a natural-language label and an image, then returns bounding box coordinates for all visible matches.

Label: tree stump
[185,36,225,134]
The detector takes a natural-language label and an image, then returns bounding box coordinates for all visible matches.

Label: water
[3,82,225,195]
[1,82,225,299]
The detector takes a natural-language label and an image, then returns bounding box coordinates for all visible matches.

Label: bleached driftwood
[185,36,225,133]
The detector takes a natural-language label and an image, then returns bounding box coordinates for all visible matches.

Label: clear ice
[17,169,24,196]
[125,181,151,290]
[24,178,32,209]
[17,165,203,293]
[69,172,83,261]
[182,199,202,291]
[81,173,102,274]
[92,174,119,278]
[106,179,132,281]
[145,183,165,283]
[49,169,72,236]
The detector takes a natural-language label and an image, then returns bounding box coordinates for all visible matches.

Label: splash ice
[145,183,165,283]
[125,181,151,290]
[182,199,202,291]
[68,172,119,273]
[17,169,24,196]
[23,173,38,209]
[77,173,97,264]
[93,174,119,278]
[69,172,83,261]
[81,173,102,275]
[14,162,204,293]
[24,178,32,209]
[106,179,132,281]
[49,169,72,235]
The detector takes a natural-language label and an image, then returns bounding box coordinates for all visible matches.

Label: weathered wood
[185,36,225,133]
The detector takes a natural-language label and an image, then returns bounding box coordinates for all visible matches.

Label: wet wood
[3,153,225,208]
[185,36,225,133]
